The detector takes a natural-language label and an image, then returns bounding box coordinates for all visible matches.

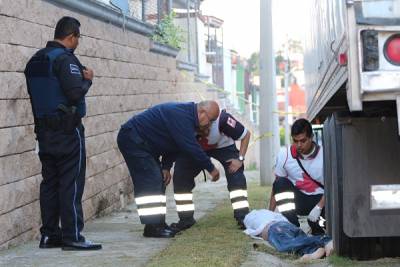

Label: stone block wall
[0,0,259,250]
[0,0,219,250]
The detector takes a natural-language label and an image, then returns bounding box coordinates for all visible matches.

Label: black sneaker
[163,223,182,235]
[39,235,62,249]
[143,224,175,238]
[169,218,196,233]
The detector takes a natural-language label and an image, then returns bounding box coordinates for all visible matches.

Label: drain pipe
[48,0,154,36]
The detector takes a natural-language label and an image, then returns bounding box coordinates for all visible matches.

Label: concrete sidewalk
[0,171,259,267]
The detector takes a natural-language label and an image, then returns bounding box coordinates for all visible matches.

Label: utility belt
[35,104,81,133]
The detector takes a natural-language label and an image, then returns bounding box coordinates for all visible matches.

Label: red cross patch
[227,117,237,128]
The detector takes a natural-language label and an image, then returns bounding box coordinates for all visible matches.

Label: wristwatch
[238,155,245,161]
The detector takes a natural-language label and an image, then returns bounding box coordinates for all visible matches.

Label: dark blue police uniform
[24,41,91,243]
[117,102,215,231]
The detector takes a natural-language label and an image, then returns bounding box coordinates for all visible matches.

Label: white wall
[196,17,208,77]
[223,48,232,94]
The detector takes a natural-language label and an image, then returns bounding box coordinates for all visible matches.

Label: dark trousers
[272,177,325,235]
[37,124,85,242]
[117,126,166,225]
[173,144,249,221]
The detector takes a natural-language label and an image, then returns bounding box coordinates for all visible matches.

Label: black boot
[143,224,175,238]
[169,218,196,233]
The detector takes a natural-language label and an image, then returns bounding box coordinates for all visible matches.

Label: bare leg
[299,247,325,261]
[325,240,334,256]
[261,225,269,240]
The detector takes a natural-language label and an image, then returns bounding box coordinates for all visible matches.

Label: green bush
[152,11,185,49]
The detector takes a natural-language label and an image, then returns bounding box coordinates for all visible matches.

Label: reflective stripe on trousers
[229,189,249,210]
[174,193,195,212]
[136,195,167,217]
[275,191,296,212]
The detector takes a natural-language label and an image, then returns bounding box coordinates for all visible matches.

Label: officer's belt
[35,115,81,131]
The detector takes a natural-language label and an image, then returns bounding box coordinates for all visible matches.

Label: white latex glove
[308,205,322,222]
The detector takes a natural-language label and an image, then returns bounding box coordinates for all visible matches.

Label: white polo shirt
[198,111,248,151]
[274,145,324,195]
[243,209,288,237]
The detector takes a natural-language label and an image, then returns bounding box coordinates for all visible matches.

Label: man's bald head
[197,100,220,129]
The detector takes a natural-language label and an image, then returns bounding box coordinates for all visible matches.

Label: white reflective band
[137,206,166,216]
[176,204,195,212]
[318,216,326,227]
[229,190,248,199]
[174,193,193,201]
[277,203,295,212]
[232,200,249,210]
[135,195,166,205]
[274,192,295,202]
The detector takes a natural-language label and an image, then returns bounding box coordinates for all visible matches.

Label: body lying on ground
[243,209,333,261]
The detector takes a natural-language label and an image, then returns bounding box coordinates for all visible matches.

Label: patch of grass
[147,182,271,267]
[247,181,271,209]
[328,255,400,267]
[328,255,357,266]
[147,200,250,267]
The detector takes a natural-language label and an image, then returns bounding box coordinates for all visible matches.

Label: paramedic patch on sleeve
[69,64,81,75]
[219,111,245,140]
[227,117,237,128]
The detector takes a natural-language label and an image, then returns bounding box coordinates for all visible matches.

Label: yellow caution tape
[248,131,274,148]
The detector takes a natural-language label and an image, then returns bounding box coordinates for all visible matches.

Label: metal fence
[100,0,200,67]
[128,0,162,25]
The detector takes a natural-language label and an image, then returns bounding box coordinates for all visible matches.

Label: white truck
[304,0,400,259]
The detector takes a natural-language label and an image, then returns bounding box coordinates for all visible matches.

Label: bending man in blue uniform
[117,101,220,238]
[24,17,101,250]
[167,110,251,232]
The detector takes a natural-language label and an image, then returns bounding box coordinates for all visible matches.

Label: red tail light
[338,53,348,66]
[384,34,400,66]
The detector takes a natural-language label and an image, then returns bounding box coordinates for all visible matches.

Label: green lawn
[146,182,270,267]
[146,181,400,267]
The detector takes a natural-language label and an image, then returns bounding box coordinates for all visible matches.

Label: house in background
[98,0,256,122]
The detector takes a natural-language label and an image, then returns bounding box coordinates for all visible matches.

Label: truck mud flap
[323,113,400,259]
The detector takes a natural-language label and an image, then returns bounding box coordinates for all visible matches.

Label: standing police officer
[24,16,101,250]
